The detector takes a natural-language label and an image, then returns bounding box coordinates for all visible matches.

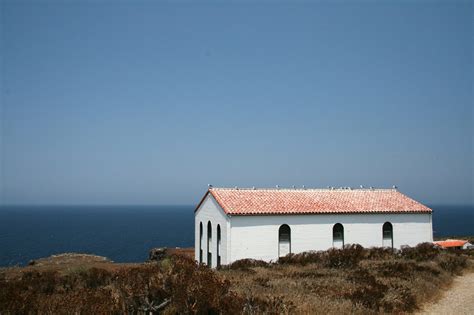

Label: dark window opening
[278,224,291,257]
[199,222,203,263]
[217,224,221,267]
[333,223,344,247]
[383,222,393,248]
[207,221,212,266]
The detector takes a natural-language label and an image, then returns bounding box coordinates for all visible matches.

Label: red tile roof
[433,240,468,248]
[197,187,432,215]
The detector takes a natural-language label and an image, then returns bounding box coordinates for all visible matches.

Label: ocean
[0,206,194,267]
[0,205,472,267]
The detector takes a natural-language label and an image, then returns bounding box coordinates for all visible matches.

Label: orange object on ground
[433,240,468,248]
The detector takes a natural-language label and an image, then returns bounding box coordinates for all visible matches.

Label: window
[383,222,393,248]
[217,224,221,267]
[333,223,344,248]
[278,224,291,257]
[199,222,203,263]
[207,221,212,266]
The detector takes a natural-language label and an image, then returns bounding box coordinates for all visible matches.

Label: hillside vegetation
[0,244,472,314]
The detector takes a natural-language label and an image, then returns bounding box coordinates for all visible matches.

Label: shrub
[324,244,366,268]
[400,243,440,261]
[242,295,266,314]
[289,269,325,279]
[344,267,387,311]
[163,254,242,314]
[0,272,39,313]
[63,267,113,290]
[278,251,323,266]
[242,295,295,315]
[82,267,113,288]
[278,245,366,268]
[381,284,417,313]
[365,247,396,260]
[114,264,168,313]
[2,243,472,314]
[0,256,245,314]
[263,295,295,314]
[21,270,59,294]
[436,254,467,274]
[374,260,444,280]
[36,288,120,314]
[253,276,271,288]
[374,260,417,279]
[225,258,270,270]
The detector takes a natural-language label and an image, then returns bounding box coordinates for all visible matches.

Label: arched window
[333,223,344,248]
[217,224,221,267]
[278,224,291,257]
[207,221,212,266]
[199,222,203,263]
[383,222,393,248]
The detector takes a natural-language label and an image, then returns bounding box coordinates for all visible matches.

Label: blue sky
[1,1,472,205]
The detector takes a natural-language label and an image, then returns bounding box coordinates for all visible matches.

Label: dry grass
[0,244,472,314]
[0,254,241,314]
[219,244,472,314]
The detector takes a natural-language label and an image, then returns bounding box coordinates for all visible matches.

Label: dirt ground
[417,271,474,315]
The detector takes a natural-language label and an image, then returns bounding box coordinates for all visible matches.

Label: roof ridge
[209,187,398,192]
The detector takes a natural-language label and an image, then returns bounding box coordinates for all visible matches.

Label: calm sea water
[0,205,472,267]
[0,206,194,267]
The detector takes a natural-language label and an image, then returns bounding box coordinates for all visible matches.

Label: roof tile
[204,188,432,215]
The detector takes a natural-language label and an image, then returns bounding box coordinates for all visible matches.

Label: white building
[194,187,433,267]
[433,239,473,250]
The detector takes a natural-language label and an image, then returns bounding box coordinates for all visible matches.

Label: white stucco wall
[194,195,230,267]
[229,213,433,263]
